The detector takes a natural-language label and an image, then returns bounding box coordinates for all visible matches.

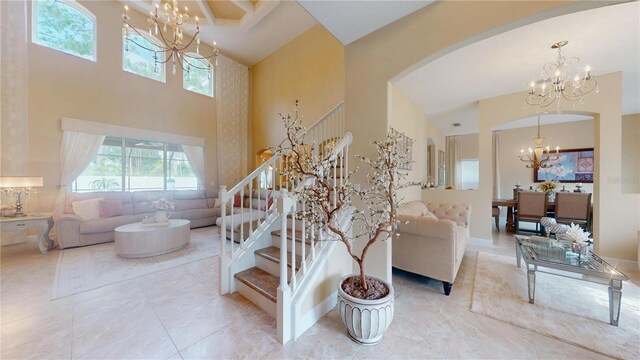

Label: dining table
[492,199,556,233]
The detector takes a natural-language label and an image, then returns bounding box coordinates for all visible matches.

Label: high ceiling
[396,2,640,136]
[298,0,434,45]
[123,0,318,65]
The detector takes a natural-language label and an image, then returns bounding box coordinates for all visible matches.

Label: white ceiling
[297,0,435,45]
[396,2,640,136]
[124,0,318,65]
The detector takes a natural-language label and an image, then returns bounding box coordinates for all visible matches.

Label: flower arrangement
[564,223,591,244]
[152,198,175,211]
[537,180,557,193]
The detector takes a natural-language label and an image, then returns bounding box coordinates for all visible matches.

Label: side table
[0,213,54,254]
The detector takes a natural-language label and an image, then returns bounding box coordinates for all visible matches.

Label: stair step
[234,267,279,303]
[271,229,310,243]
[255,246,302,271]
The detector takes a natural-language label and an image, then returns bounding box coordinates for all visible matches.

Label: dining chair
[555,192,592,229]
[515,191,548,234]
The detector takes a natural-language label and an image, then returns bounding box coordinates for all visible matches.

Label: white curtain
[215,55,249,187]
[183,145,205,189]
[445,136,462,189]
[54,131,105,217]
[492,131,501,199]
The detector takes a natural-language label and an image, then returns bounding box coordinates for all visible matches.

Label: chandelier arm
[151,19,176,51]
[181,56,211,71]
[172,31,199,52]
[125,37,165,54]
[156,51,175,64]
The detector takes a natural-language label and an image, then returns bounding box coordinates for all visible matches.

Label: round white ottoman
[114,219,190,258]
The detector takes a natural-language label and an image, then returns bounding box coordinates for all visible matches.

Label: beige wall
[346,0,595,282]
[250,25,344,160]
[24,1,218,213]
[478,72,639,262]
[621,114,640,194]
[497,120,595,199]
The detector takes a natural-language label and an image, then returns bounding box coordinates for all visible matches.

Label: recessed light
[452,123,461,127]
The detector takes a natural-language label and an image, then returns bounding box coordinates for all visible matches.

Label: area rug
[52,228,220,299]
[471,251,640,360]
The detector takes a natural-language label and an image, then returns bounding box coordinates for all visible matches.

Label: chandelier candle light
[526,41,598,109]
[518,114,560,169]
[122,0,219,78]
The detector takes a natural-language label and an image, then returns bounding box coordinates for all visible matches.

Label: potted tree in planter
[276,103,417,345]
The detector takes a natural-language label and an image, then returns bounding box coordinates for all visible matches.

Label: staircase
[218,103,353,344]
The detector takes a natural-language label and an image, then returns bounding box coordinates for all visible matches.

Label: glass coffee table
[514,235,629,326]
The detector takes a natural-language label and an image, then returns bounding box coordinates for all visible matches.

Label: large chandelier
[526,41,598,108]
[518,114,560,169]
[122,0,219,77]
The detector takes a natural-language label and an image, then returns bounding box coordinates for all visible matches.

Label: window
[32,0,96,61]
[183,54,214,97]
[123,32,165,82]
[460,159,479,190]
[73,137,197,192]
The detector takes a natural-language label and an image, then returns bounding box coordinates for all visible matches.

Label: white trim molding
[61,117,205,147]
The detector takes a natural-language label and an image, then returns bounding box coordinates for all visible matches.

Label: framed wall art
[534,148,594,183]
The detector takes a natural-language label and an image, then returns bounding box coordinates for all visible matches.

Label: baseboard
[1,234,37,246]
[293,291,337,340]
[469,237,492,247]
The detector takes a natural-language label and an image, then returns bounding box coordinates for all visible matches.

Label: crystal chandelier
[518,115,560,169]
[122,0,219,77]
[526,41,598,108]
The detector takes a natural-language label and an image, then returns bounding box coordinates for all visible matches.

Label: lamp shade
[0,176,44,188]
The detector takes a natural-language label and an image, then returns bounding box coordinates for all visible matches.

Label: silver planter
[337,275,394,345]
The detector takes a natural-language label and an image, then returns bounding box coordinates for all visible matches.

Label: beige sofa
[393,201,470,295]
[57,189,221,249]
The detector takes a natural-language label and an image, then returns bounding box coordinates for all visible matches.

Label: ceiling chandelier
[122,0,219,77]
[525,41,598,108]
[518,114,560,169]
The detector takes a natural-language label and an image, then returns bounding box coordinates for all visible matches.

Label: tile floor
[1,226,637,359]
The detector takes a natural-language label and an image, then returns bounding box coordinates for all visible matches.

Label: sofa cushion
[132,190,168,214]
[398,201,436,219]
[180,208,218,221]
[80,215,140,234]
[175,198,207,211]
[173,189,205,200]
[66,191,133,215]
[427,203,470,227]
[99,199,125,218]
[72,198,104,220]
[206,188,219,199]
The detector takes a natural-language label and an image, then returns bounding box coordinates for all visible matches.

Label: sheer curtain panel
[182,145,206,188]
[492,131,501,199]
[54,131,105,218]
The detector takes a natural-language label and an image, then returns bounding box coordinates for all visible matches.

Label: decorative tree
[275,102,419,299]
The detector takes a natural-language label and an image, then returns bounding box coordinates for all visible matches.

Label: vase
[155,210,169,223]
[546,191,555,202]
[337,275,394,345]
[571,242,589,257]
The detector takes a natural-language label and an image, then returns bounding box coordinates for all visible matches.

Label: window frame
[122,29,166,83]
[31,0,97,61]
[182,52,214,98]
[72,137,199,193]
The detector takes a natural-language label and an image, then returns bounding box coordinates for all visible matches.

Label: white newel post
[277,189,293,344]
[219,185,230,295]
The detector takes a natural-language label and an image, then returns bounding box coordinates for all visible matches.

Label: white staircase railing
[219,102,345,294]
[276,131,353,343]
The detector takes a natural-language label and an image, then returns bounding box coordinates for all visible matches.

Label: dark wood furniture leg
[442,281,452,296]
[506,206,515,233]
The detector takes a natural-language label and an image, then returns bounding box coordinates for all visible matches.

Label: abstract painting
[534,148,594,183]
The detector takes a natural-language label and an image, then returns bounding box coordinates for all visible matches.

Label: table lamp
[0,176,44,216]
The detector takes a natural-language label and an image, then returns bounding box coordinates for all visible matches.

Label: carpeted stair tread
[234,267,279,303]
[271,229,313,243]
[255,246,302,270]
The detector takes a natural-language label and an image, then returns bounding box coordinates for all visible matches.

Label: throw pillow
[423,207,438,220]
[234,193,243,207]
[99,199,125,218]
[72,198,104,220]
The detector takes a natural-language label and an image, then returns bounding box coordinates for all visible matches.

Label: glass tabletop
[514,235,628,279]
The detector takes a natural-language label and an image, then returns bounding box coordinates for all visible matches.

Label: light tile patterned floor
[1,227,637,359]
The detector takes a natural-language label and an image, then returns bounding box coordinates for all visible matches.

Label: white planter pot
[337,275,394,345]
[155,210,169,223]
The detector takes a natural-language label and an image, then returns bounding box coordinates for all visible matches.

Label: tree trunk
[358,260,368,291]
